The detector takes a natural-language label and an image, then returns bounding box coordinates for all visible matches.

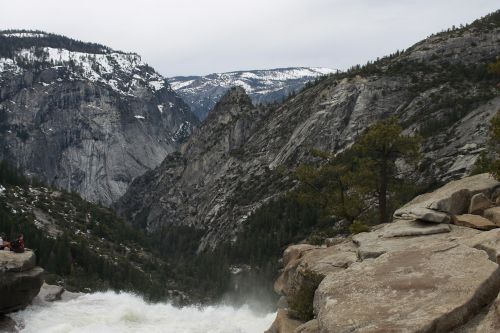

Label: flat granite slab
[315,244,500,333]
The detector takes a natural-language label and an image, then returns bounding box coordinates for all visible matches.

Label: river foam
[10,291,276,333]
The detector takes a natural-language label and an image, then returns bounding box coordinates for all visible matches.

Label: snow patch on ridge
[148,80,165,91]
[169,79,195,90]
[2,32,48,38]
[1,46,168,96]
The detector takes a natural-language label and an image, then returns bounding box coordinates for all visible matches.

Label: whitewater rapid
[9,291,276,333]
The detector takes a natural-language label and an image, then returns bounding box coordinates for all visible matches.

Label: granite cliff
[0,30,198,205]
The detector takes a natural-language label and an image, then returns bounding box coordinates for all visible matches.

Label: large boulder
[314,244,500,333]
[353,221,479,260]
[454,214,499,231]
[275,241,357,299]
[274,244,319,296]
[469,193,494,215]
[382,219,451,237]
[398,207,452,223]
[394,173,499,222]
[484,207,500,226]
[36,283,65,302]
[0,250,36,272]
[0,250,44,314]
[463,229,500,264]
[283,245,318,269]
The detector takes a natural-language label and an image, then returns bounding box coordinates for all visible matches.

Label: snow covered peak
[168,67,337,119]
[170,67,336,94]
[0,46,168,96]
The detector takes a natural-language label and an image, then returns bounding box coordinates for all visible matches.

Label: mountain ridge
[168,67,336,120]
[117,10,500,249]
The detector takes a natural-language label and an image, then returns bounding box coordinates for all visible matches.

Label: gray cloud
[0,0,497,76]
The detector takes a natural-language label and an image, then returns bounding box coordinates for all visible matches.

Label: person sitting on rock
[0,232,10,250]
[10,234,24,253]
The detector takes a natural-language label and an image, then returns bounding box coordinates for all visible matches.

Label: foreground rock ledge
[314,244,500,333]
[0,250,44,314]
[267,173,500,333]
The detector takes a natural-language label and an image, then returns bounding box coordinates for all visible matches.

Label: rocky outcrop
[463,229,500,264]
[392,173,500,232]
[394,173,500,221]
[484,207,500,225]
[454,214,498,230]
[0,30,198,205]
[381,219,451,237]
[267,173,500,333]
[274,242,357,299]
[469,193,494,214]
[117,12,500,248]
[315,243,500,332]
[0,250,44,314]
[353,220,479,260]
[36,283,65,302]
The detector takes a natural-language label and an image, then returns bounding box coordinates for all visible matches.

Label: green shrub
[349,221,370,234]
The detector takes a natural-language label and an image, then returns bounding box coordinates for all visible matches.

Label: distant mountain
[168,67,336,119]
[117,11,500,250]
[0,30,198,205]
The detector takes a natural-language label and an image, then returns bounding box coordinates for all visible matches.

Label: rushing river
[9,291,276,333]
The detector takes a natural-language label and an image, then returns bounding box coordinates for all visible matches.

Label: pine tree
[353,117,421,223]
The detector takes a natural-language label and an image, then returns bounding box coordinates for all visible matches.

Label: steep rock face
[118,12,500,247]
[116,87,277,236]
[0,250,44,314]
[0,30,198,205]
[168,67,335,120]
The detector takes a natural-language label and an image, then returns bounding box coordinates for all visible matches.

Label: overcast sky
[0,1,498,77]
